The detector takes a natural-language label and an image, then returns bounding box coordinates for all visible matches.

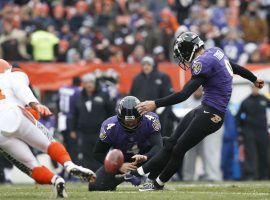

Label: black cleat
[139,181,164,192]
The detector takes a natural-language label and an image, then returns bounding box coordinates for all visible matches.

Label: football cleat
[115,173,141,186]
[66,164,96,182]
[54,177,68,198]
[139,182,164,192]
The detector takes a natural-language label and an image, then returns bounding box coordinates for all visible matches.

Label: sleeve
[230,62,257,82]
[93,139,111,163]
[143,113,163,158]
[144,113,162,134]
[51,34,60,45]
[190,60,209,78]
[155,76,205,108]
[30,33,36,46]
[11,72,39,105]
[94,120,115,163]
[98,121,113,145]
[144,132,162,159]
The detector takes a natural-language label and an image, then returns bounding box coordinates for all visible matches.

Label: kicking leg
[155,110,223,188]
[133,108,196,178]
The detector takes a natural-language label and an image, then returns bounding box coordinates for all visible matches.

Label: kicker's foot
[115,173,141,186]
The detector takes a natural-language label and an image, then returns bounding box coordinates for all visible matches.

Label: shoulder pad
[11,71,30,85]
[144,112,161,132]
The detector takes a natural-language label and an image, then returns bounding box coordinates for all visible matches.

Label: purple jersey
[59,86,81,118]
[99,112,161,161]
[191,47,233,113]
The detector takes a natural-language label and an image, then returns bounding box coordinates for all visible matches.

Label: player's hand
[254,79,264,89]
[119,163,137,174]
[29,102,52,116]
[132,154,147,166]
[135,101,156,115]
[25,107,40,120]
[70,131,77,139]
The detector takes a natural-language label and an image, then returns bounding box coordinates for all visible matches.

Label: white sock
[63,161,74,168]
[51,175,58,184]
[156,177,165,186]
[3,168,12,181]
[137,167,146,176]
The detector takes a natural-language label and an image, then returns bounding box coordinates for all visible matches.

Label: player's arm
[230,62,264,88]
[12,72,39,105]
[144,132,163,159]
[136,76,205,114]
[155,76,205,108]
[93,140,111,163]
[12,72,52,116]
[132,132,163,165]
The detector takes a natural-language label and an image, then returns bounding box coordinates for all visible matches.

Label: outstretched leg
[132,108,196,179]
[0,135,67,198]
[155,109,223,187]
[14,111,96,182]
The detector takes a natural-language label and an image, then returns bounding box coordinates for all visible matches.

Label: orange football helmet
[0,59,12,73]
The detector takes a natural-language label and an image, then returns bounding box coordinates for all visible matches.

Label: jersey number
[0,90,5,100]
[145,115,155,121]
[224,59,233,76]
[107,123,115,130]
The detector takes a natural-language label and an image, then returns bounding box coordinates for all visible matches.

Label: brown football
[104,149,124,173]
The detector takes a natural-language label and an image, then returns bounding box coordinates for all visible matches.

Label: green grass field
[0,182,270,200]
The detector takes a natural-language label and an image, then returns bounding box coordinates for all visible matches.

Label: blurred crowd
[0,0,269,65]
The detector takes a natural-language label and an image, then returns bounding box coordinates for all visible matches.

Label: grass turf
[0,182,270,200]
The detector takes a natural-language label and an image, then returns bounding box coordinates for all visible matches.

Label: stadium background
[0,0,270,184]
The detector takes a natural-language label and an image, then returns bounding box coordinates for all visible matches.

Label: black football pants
[88,163,160,191]
[141,104,224,183]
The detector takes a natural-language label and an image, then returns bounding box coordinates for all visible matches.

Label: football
[104,149,124,173]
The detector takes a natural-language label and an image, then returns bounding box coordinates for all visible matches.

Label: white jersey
[0,71,38,133]
[0,71,38,107]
